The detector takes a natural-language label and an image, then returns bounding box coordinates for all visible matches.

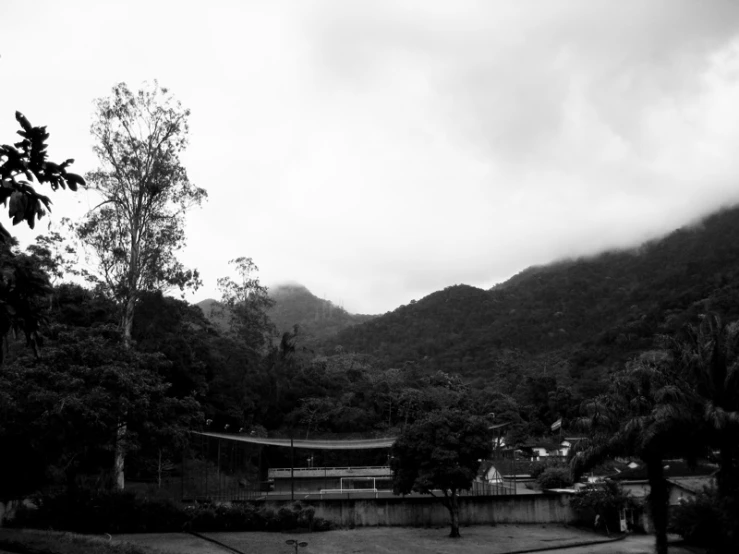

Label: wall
[265,493,576,527]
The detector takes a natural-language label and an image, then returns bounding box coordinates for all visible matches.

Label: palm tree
[571,352,701,554]
[667,314,739,498]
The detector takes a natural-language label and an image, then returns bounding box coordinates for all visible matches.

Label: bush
[570,480,635,531]
[536,467,573,489]
[669,486,739,551]
[8,488,186,534]
[7,488,331,534]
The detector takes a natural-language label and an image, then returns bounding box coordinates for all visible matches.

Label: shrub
[7,488,331,534]
[570,480,635,531]
[669,486,739,551]
[536,467,573,489]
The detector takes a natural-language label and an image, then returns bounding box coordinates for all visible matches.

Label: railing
[269,466,392,479]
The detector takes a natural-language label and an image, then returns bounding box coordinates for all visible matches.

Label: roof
[488,422,511,431]
[667,476,715,494]
[611,460,717,481]
[192,431,396,450]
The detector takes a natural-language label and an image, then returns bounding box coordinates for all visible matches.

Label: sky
[2,1,739,314]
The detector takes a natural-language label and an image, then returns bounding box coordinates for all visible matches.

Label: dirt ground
[116,524,615,554]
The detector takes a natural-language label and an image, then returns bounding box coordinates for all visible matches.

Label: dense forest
[325,205,739,398]
[197,282,375,345]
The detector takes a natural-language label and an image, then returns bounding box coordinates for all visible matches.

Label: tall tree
[75,82,205,489]
[571,353,701,554]
[217,257,275,354]
[76,82,206,345]
[391,409,492,538]
[668,314,739,498]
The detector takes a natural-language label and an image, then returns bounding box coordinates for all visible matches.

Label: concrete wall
[265,493,576,527]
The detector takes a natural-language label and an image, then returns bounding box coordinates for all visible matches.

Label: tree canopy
[391,409,492,538]
[75,81,206,343]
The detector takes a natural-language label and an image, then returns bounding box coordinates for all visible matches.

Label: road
[552,534,702,554]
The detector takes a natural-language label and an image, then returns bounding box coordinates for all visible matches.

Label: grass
[0,529,161,554]
[200,525,611,554]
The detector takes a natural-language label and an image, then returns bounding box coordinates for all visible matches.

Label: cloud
[3,1,739,314]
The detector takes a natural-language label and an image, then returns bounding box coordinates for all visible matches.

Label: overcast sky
[2,1,739,314]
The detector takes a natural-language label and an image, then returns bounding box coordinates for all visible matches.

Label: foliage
[266,283,375,345]
[391,409,492,538]
[668,485,739,552]
[8,490,330,534]
[75,81,206,342]
[571,353,702,554]
[1,114,81,363]
[328,205,739,399]
[0,239,52,364]
[217,257,275,354]
[0,529,157,554]
[0,323,201,497]
[536,467,573,489]
[0,111,83,242]
[666,314,739,499]
[570,480,635,531]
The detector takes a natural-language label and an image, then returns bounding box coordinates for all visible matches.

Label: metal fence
[181,433,518,502]
[181,433,264,502]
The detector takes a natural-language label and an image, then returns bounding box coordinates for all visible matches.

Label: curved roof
[192,431,396,450]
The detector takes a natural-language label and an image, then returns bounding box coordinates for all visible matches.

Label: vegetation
[669,485,738,551]
[1,112,82,363]
[571,353,701,554]
[70,81,206,489]
[535,467,573,489]
[390,410,492,538]
[570,481,635,533]
[327,206,739,399]
[0,529,158,554]
[4,82,739,553]
[6,488,331,534]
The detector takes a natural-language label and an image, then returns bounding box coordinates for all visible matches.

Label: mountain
[325,204,739,396]
[195,284,375,344]
[267,283,375,343]
[195,298,231,334]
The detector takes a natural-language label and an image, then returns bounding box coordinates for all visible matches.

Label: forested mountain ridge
[267,283,376,342]
[196,283,375,343]
[326,204,739,396]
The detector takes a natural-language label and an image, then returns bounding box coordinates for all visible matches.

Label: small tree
[217,257,275,353]
[390,409,492,538]
[570,480,635,532]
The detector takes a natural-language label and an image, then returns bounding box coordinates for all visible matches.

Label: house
[558,437,586,457]
[478,461,504,484]
[667,476,715,505]
[607,460,717,533]
[519,440,563,460]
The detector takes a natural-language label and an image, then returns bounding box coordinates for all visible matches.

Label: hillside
[326,204,739,396]
[196,284,375,344]
[267,283,375,342]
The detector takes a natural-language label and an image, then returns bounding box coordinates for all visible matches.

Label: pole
[181,445,186,501]
[290,436,295,501]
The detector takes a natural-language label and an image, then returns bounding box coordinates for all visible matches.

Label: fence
[181,433,518,502]
[181,433,264,502]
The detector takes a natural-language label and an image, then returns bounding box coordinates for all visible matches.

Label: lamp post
[285,539,308,553]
